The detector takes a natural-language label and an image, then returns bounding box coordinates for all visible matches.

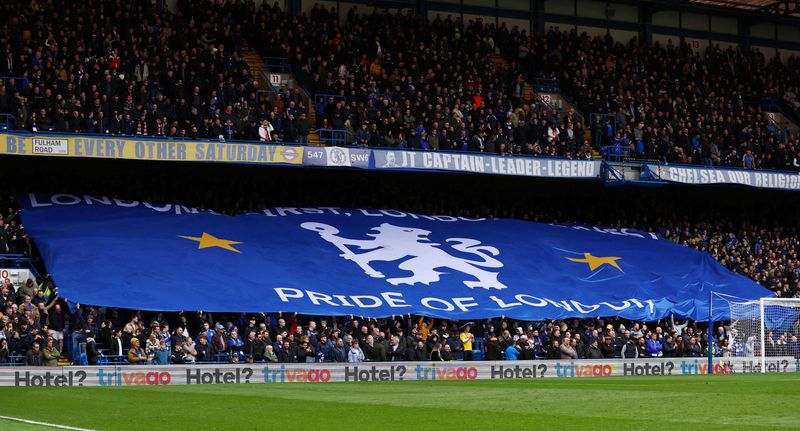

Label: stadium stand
[0,156,797,365]
[0,0,796,367]
[1,1,799,169]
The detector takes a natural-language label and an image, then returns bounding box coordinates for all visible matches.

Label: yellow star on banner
[566,252,623,272]
[178,232,243,253]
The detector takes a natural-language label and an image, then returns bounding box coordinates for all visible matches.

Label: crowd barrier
[5,357,798,387]
[644,164,800,191]
[2,132,799,189]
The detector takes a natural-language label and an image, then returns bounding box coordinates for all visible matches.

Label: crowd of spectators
[2,2,800,170]
[257,4,591,157]
[3,297,799,366]
[0,0,301,142]
[511,26,800,170]
[0,0,798,366]
[255,4,800,168]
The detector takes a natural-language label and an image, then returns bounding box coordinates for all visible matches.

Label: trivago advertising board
[4,357,798,387]
[0,133,303,165]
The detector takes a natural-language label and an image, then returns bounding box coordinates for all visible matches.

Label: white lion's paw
[465,281,506,290]
[386,278,415,286]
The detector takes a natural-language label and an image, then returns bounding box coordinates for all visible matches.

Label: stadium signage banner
[32,137,68,155]
[373,149,601,179]
[645,164,800,190]
[3,357,797,387]
[0,268,34,286]
[304,147,370,168]
[20,194,771,321]
[0,133,303,165]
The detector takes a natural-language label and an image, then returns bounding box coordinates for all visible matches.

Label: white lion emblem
[301,222,506,290]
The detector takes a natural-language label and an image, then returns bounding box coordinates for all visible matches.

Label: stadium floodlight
[726,295,800,373]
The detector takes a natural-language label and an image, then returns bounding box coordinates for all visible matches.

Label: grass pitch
[0,373,798,430]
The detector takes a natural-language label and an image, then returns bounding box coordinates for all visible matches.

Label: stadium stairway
[490,53,509,70]
[242,49,322,145]
[523,82,535,103]
[490,53,534,103]
[490,53,594,153]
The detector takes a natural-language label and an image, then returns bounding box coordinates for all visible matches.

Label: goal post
[728,296,800,373]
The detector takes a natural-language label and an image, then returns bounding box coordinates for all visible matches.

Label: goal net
[729,297,800,372]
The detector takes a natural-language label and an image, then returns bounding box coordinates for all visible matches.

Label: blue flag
[20,194,772,320]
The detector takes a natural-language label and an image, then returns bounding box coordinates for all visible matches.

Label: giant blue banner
[20,194,772,320]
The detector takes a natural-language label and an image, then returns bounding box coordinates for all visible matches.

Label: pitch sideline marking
[0,415,97,431]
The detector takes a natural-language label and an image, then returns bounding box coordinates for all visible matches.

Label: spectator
[145,333,159,364]
[182,338,198,363]
[646,333,663,358]
[128,338,146,365]
[788,336,800,358]
[0,339,8,363]
[686,337,703,357]
[171,344,188,364]
[743,150,755,169]
[228,327,245,361]
[347,340,365,363]
[387,335,405,361]
[195,335,212,362]
[373,335,387,362]
[264,345,278,363]
[662,335,676,358]
[430,342,444,361]
[25,341,44,366]
[258,120,274,143]
[505,342,521,361]
[621,334,638,359]
[411,340,427,361]
[441,344,453,361]
[586,339,604,359]
[155,340,170,365]
[85,332,100,365]
[460,324,474,361]
[296,337,315,363]
[43,338,60,366]
[296,113,311,144]
[484,336,502,361]
[636,337,648,358]
[47,303,66,353]
[278,340,296,363]
[547,340,561,360]
[212,324,228,356]
[109,329,125,357]
[559,339,578,359]
[331,338,346,362]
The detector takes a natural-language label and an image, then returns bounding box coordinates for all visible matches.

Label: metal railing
[0,113,15,131]
[590,113,617,147]
[313,94,347,127]
[0,76,29,90]
[600,145,631,163]
[314,93,346,109]
[315,128,354,147]
[256,89,277,106]
[0,129,311,148]
[0,254,42,283]
[265,57,292,74]
[530,77,560,93]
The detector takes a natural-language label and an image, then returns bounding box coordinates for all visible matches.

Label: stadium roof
[683,0,800,17]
